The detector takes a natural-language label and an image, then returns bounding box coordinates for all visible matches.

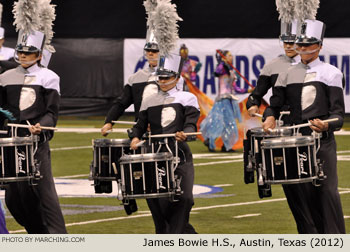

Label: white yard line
[9,190,350,233]
[193,153,241,159]
[214,184,234,187]
[194,160,241,167]
[233,213,261,219]
[51,146,92,151]
[56,174,89,179]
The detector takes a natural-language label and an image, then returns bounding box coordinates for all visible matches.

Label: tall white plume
[13,0,41,33]
[39,0,56,52]
[152,0,182,56]
[294,0,320,22]
[276,0,296,23]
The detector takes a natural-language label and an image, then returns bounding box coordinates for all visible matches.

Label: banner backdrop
[124,38,350,112]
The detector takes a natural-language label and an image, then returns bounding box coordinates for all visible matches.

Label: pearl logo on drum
[157,167,166,190]
[17,150,26,174]
[298,152,308,175]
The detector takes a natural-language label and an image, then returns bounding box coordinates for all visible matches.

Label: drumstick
[285,118,339,130]
[7,123,58,131]
[268,118,339,132]
[111,120,136,125]
[149,132,202,138]
[135,140,145,147]
[0,130,7,134]
[253,113,262,118]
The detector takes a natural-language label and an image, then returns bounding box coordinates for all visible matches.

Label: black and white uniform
[264,58,346,234]
[0,46,17,74]
[246,55,300,109]
[130,85,200,234]
[104,66,158,213]
[0,64,67,234]
[246,54,314,233]
[105,67,158,123]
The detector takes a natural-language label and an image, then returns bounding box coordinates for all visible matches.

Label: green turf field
[2,116,350,234]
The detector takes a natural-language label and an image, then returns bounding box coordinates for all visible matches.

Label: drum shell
[91,139,145,182]
[0,137,36,182]
[248,127,292,169]
[119,152,175,197]
[261,136,318,184]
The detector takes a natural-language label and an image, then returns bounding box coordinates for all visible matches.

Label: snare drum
[118,152,181,200]
[244,127,292,184]
[89,138,145,193]
[261,135,319,184]
[0,136,38,186]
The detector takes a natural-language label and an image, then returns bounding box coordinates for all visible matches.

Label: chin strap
[294,45,321,55]
[156,76,179,86]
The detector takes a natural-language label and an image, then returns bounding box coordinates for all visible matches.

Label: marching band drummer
[246,20,301,117]
[100,33,159,136]
[100,30,159,215]
[246,1,313,233]
[129,53,200,234]
[263,20,346,234]
[0,0,66,233]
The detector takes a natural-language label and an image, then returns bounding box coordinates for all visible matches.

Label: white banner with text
[124,38,350,113]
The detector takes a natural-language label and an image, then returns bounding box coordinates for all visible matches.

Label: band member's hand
[175,131,187,142]
[130,137,141,150]
[263,116,276,133]
[29,123,41,135]
[248,105,259,117]
[309,119,329,133]
[101,123,112,136]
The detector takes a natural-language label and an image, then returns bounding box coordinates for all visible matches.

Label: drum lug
[247,153,254,171]
[33,160,42,181]
[314,159,327,186]
[116,180,124,201]
[174,175,182,196]
[89,162,94,180]
[257,166,264,186]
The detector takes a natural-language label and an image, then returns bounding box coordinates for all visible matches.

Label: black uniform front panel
[147,103,185,134]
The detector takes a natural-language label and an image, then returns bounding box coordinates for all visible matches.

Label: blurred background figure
[179,44,202,91]
[200,49,242,152]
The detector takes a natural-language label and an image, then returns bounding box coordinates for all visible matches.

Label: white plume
[276,0,296,23]
[295,0,320,22]
[13,0,41,33]
[144,0,158,28]
[152,0,182,56]
[39,0,56,52]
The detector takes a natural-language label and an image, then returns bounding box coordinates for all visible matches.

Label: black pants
[146,142,196,234]
[5,142,67,234]
[283,135,345,234]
